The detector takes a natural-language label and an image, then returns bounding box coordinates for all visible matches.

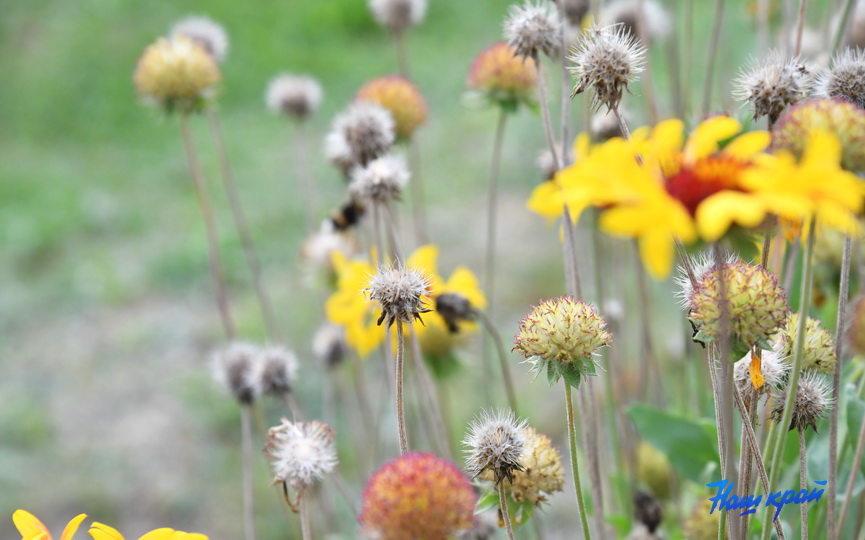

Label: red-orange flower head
[356,76,428,140]
[359,452,476,540]
[664,155,748,217]
[467,42,537,109]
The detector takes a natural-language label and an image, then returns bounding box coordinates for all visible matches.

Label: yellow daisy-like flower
[13,510,87,540]
[89,522,207,540]
[325,251,386,358]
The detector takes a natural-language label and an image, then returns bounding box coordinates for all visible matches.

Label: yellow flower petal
[13,510,51,540]
[683,116,740,162]
[88,522,124,540]
[696,192,768,241]
[138,530,174,540]
[60,514,88,540]
[750,349,765,390]
[639,231,675,279]
[443,267,487,310]
[722,130,771,159]
[527,180,564,219]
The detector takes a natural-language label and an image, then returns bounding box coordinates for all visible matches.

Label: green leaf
[518,500,534,526]
[606,514,631,537]
[560,361,583,389]
[627,404,719,483]
[474,490,499,515]
[546,359,560,386]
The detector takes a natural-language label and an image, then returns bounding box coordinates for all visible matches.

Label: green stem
[565,384,593,540]
[499,481,517,540]
[702,0,726,115]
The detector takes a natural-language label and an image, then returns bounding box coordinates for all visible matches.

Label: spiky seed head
[253,345,299,397]
[771,371,833,432]
[300,220,359,271]
[365,262,432,327]
[848,295,865,356]
[569,24,646,111]
[467,42,538,107]
[684,260,789,350]
[514,296,612,382]
[772,313,837,375]
[356,76,427,140]
[368,0,427,35]
[504,1,563,60]
[359,452,476,540]
[772,97,865,172]
[602,0,672,43]
[815,47,865,108]
[133,36,221,110]
[265,74,323,120]
[683,499,721,540]
[733,348,789,402]
[552,0,591,27]
[463,410,528,485]
[733,50,814,124]
[313,323,347,370]
[265,419,338,490]
[169,15,229,63]
[324,101,395,175]
[635,441,673,500]
[591,107,628,141]
[479,426,564,506]
[349,153,410,204]
[211,341,261,404]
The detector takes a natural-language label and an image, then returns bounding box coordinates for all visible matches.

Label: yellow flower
[88,523,207,540]
[13,510,87,540]
[325,251,386,357]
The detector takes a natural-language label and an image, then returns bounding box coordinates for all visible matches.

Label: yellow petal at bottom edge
[60,514,88,540]
[88,522,124,540]
[13,510,51,538]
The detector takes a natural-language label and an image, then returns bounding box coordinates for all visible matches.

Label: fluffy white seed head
[463,409,528,485]
[301,220,359,270]
[733,349,790,402]
[771,371,834,432]
[369,0,427,34]
[602,0,671,42]
[365,263,432,327]
[815,47,865,108]
[733,50,814,124]
[169,15,229,63]
[504,1,563,59]
[265,74,323,120]
[211,341,261,405]
[313,323,347,369]
[253,344,299,397]
[265,419,338,490]
[349,153,410,204]
[569,24,646,111]
[325,101,395,174]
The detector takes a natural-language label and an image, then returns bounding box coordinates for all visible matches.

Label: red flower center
[665,155,747,216]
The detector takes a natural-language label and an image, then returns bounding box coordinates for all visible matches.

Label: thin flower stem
[579,381,606,536]
[562,207,582,298]
[206,109,282,341]
[381,200,404,260]
[536,59,561,170]
[793,0,808,56]
[292,122,317,232]
[635,0,659,124]
[179,111,235,339]
[762,217,817,540]
[838,412,865,538]
[800,428,809,540]
[702,0,726,116]
[832,0,857,56]
[396,320,409,455]
[499,481,517,540]
[829,235,852,537]
[560,25,572,165]
[407,139,428,244]
[612,107,631,140]
[683,0,694,115]
[299,492,312,540]
[394,30,409,77]
[474,309,519,415]
[371,201,386,266]
[565,383,593,540]
[757,0,770,52]
[241,405,257,540]
[409,329,452,459]
[635,241,662,405]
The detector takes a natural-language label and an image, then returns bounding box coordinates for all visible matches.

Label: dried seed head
[552,0,591,27]
[356,76,427,139]
[733,50,814,124]
[464,409,528,485]
[504,1,563,60]
[480,426,564,506]
[325,101,395,174]
[514,296,611,383]
[313,323,348,370]
[365,262,432,327]
[772,313,837,375]
[349,153,410,204]
[602,0,671,43]
[635,441,672,500]
[591,107,628,141]
[535,143,566,179]
[359,452,476,540]
[265,419,338,490]
[771,371,833,432]
[849,295,865,356]
[368,0,427,35]
[169,15,229,63]
[300,220,359,271]
[683,260,789,349]
[467,42,538,108]
[211,341,261,404]
[435,292,477,333]
[254,344,299,397]
[134,36,221,109]
[265,74,323,120]
[733,349,789,402]
[569,24,646,111]
[772,97,865,172]
[815,47,865,108]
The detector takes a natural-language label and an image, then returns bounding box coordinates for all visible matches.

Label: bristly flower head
[772,313,837,374]
[771,371,833,432]
[682,259,789,351]
[211,341,261,405]
[265,419,338,491]
[464,409,528,485]
[479,426,565,506]
[325,101,395,175]
[552,0,591,27]
[265,74,323,121]
[733,50,814,124]
[349,153,410,204]
[368,0,427,35]
[365,262,432,327]
[359,452,476,540]
[134,35,221,111]
[253,344,299,397]
[772,97,865,172]
[504,1,562,60]
[356,76,427,140]
[169,15,229,63]
[849,295,865,356]
[602,0,672,43]
[815,47,865,108]
[467,42,538,109]
[733,348,789,401]
[514,296,611,387]
[569,24,647,111]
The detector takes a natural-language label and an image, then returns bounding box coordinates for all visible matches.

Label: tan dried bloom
[169,15,229,63]
[265,419,338,491]
[771,371,833,432]
[349,153,410,204]
[772,312,837,374]
[254,344,299,397]
[467,42,538,108]
[464,410,528,485]
[265,74,323,120]
[504,1,562,59]
[134,35,220,109]
[733,50,814,124]
[602,0,672,43]
[365,262,432,327]
[356,76,427,139]
[733,349,789,402]
[211,341,260,405]
[481,426,564,506]
[569,24,646,111]
[815,47,865,108]
[369,0,427,34]
[325,101,395,173]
